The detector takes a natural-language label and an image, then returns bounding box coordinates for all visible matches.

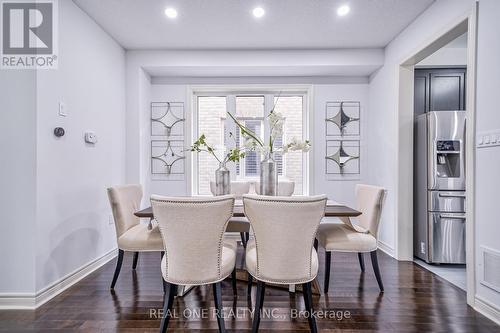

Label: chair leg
[357,252,365,272]
[231,267,237,297]
[247,272,253,300]
[252,281,266,333]
[110,249,124,289]
[212,282,226,333]
[160,283,177,333]
[302,282,318,333]
[370,250,384,292]
[161,251,166,294]
[324,251,331,294]
[240,232,248,248]
[132,252,139,270]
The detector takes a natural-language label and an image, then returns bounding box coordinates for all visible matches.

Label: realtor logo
[1,0,58,69]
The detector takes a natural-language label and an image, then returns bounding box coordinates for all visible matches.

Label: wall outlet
[108,215,114,225]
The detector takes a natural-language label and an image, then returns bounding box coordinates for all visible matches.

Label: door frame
[395,4,477,306]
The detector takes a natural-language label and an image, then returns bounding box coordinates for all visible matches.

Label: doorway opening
[396,7,477,306]
[412,33,468,291]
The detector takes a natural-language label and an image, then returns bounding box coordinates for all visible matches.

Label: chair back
[355,184,386,237]
[107,184,142,239]
[255,180,295,196]
[243,194,326,283]
[210,180,250,199]
[151,195,235,284]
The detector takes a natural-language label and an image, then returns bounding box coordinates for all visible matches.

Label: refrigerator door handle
[439,213,466,219]
[438,193,466,198]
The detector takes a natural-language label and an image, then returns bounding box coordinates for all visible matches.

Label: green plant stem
[227,112,264,147]
[197,148,222,164]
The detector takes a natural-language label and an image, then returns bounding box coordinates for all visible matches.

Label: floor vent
[481,247,500,293]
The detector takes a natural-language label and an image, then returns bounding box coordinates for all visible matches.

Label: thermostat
[84,132,97,144]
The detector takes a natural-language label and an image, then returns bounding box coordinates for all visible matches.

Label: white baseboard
[0,293,36,309]
[377,240,396,258]
[474,296,500,326]
[0,248,117,310]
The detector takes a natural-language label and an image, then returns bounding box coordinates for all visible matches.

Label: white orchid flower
[283,137,311,154]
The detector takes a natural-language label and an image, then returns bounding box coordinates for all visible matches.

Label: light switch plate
[58,102,67,116]
[477,130,500,148]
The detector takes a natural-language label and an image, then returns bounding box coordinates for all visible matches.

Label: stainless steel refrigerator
[414,111,466,264]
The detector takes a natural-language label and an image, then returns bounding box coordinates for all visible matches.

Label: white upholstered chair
[255,180,296,293]
[107,185,164,289]
[255,180,295,196]
[151,195,237,333]
[243,194,327,333]
[210,180,252,247]
[317,184,386,293]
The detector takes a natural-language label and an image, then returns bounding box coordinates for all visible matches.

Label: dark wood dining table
[134,200,361,296]
[135,200,361,219]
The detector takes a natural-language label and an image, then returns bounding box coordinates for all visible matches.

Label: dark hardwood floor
[1,245,498,332]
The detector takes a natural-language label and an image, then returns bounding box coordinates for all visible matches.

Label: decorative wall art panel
[151,140,185,180]
[325,101,360,136]
[324,100,361,180]
[325,140,360,175]
[151,102,185,138]
[150,101,186,180]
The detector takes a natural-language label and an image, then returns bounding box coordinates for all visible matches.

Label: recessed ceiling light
[337,4,350,17]
[253,7,265,18]
[164,7,178,19]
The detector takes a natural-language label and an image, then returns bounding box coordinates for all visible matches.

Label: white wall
[417,46,467,67]
[0,71,37,295]
[34,0,126,291]
[148,84,188,198]
[313,84,368,205]
[367,0,475,258]
[474,0,500,317]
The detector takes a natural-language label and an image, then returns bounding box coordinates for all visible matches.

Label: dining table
[134,199,362,296]
[135,199,361,220]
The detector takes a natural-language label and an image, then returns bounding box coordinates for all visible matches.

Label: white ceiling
[73,0,435,50]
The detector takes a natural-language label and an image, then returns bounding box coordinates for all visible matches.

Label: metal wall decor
[151,140,185,175]
[325,101,360,136]
[325,101,361,178]
[325,140,360,175]
[150,102,185,180]
[151,102,185,137]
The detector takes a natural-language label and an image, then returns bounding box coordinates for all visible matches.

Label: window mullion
[263,94,273,145]
[226,95,238,179]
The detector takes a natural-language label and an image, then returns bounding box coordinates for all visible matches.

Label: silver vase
[260,153,278,196]
[215,162,230,196]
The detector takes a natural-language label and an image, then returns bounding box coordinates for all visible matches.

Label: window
[234,96,264,178]
[196,96,226,196]
[195,91,308,195]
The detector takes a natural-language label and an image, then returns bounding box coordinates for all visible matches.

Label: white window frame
[190,85,312,196]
